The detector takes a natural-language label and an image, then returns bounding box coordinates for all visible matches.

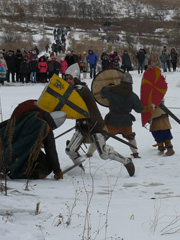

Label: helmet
[121,72,133,84]
[65,63,80,79]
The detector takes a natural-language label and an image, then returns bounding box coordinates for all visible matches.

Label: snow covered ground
[1,69,180,240]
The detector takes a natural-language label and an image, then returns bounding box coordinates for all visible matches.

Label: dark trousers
[16,71,21,82]
[39,72,47,82]
[21,73,28,83]
[7,70,15,82]
[172,62,177,71]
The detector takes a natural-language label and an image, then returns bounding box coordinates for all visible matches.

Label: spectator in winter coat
[29,57,38,83]
[38,56,48,82]
[113,57,120,69]
[0,63,6,84]
[142,49,149,71]
[60,57,68,79]
[77,53,82,68]
[101,49,109,69]
[61,33,66,44]
[170,48,178,72]
[53,58,61,76]
[102,55,110,70]
[0,105,66,180]
[159,51,169,72]
[163,46,171,72]
[136,49,145,74]
[45,44,49,53]
[65,51,72,67]
[0,53,7,69]
[121,50,132,73]
[87,49,98,78]
[20,58,29,83]
[109,52,115,68]
[101,49,109,61]
[80,52,88,79]
[69,50,79,66]
[15,49,23,82]
[51,43,56,55]
[34,46,39,56]
[57,41,63,54]
[5,51,16,82]
[109,51,120,68]
[47,58,54,81]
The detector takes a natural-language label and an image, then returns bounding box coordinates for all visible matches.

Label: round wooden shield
[91,69,124,107]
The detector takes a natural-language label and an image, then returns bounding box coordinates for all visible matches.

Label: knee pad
[91,133,110,160]
[91,133,130,164]
[65,130,84,160]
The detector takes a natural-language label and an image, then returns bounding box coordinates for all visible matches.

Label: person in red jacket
[38,56,48,82]
[60,57,68,79]
[109,51,120,68]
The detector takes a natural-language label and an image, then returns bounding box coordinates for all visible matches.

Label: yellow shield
[36,74,89,119]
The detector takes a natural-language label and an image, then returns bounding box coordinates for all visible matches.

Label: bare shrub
[0,117,15,196]
[37,37,51,53]
[1,31,35,52]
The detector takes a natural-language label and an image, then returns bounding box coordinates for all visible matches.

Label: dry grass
[140,0,180,8]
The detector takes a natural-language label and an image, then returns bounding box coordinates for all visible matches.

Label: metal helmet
[121,72,133,84]
[65,63,80,79]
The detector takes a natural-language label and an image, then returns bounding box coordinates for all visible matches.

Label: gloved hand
[151,103,156,110]
[54,171,63,180]
[142,105,155,113]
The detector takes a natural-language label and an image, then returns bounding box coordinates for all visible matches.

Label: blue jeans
[31,72,36,82]
[161,62,167,72]
[90,64,96,78]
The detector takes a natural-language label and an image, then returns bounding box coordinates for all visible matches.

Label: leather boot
[124,159,135,177]
[129,139,141,158]
[131,152,141,158]
[157,142,165,153]
[164,139,175,156]
[165,148,175,156]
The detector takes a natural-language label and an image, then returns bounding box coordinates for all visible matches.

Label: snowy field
[1,69,180,240]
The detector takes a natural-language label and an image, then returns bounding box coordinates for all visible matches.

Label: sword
[63,159,85,174]
[55,126,76,139]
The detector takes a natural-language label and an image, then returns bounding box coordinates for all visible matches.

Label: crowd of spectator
[0,44,178,85]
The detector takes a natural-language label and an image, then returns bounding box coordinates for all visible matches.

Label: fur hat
[50,111,66,128]
[65,63,80,79]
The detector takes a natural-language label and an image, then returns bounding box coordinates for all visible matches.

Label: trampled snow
[1,70,180,240]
